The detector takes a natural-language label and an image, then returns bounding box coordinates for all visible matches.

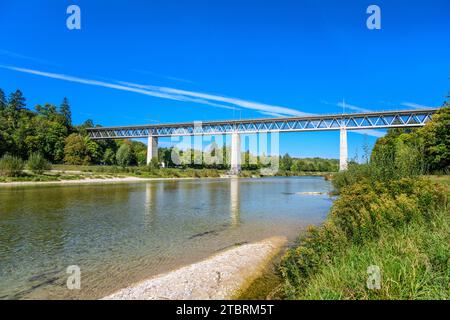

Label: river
[0,176,333,299]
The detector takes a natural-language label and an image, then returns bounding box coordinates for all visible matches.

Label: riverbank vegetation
[281,177,448,299]
[0,163,334,183]
[280,104,449,300]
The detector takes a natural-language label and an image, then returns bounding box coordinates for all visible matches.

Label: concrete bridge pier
[339,127,348,171]
[230,132,241,175]
[147,135,159,165]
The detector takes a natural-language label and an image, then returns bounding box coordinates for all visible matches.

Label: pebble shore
[102,236,287,300]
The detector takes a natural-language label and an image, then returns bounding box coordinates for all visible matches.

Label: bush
[148,158,160,170]
[331,163,372,193]
[0,154,25,177]
[27,152,51,174]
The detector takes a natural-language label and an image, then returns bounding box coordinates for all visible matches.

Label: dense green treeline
[279,155,339,173]
[280,103,450,300]
[0,88,149,167]
[332,105,449,192]
[1,89,102,164]
[371,104,449,175]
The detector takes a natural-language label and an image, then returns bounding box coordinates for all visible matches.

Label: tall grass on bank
[27,152,52,174]
[294,211,449,299]
[0,154,24,177]
[280,177,449,299]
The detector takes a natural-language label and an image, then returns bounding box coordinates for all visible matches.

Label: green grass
[0,173,59,182]
[0,173,86,182]
[280,177,449,300]
[235,251,286,300]
[52,164,117,172]
[294,210,449,299]
[429,175,450,187]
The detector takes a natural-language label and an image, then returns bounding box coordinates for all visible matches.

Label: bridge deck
[87,108,438,139]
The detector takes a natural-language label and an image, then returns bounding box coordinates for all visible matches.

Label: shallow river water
[0,176,333,299]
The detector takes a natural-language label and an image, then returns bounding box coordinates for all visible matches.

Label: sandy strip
[102,236,287,300]
[0,176,215,187]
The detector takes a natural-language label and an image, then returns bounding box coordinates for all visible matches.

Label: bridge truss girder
[87,109,437,139]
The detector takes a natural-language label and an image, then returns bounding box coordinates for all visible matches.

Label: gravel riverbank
[102,236,287,300]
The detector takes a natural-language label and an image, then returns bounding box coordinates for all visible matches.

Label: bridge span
[87,108,439,173]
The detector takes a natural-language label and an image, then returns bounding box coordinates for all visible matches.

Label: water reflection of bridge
[144,180,241,226]
[230,179,240,227]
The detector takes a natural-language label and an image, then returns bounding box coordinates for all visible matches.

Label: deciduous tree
[116,143,132,168]
[64,133,91,165]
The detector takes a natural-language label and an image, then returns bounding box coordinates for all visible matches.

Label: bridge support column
[339,127,348,171]
[147,135,158,165]
[230,132,241,175]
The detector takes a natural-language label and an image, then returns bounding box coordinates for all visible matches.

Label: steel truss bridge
[87,108,439,172]
[87,109,438,139]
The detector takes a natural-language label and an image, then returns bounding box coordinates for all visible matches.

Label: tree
[84,136,101,163]
[64,133,91,165]
[135,149,147,166]
[130,140,147,166]
[60,97,72,128]
[43,121,68,162]
[35,103,58,119]
[159,147,173,167]
[371,104,449,175]
[116,143,132,168]
[0,89,113,165]
[83,119,94,128]
[27,111,68,162]
[280,153,293,171]
[0,89,7,111]
[102,148,115,165]
[75,119,94,135]
[291,160,301,172]
[4,90,26,130]
[0,89,8,156]
[419,104,449,172]
[148,157,160,169]
[10,108,35,158]
[8,90,26,112]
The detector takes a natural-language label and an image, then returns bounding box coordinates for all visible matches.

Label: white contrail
[401,102,435,109]
[0,65,385,137]
[1,65,306,116]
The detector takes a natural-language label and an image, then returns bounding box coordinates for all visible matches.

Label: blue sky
[0,0,448,159]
